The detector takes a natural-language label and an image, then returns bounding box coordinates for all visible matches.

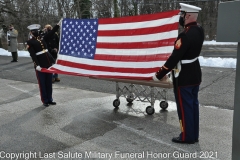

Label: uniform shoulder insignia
[175,38,182,49]
[184,27,190,33]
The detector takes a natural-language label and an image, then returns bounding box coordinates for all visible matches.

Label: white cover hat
[27,24,41,30]
[180,3,201,13]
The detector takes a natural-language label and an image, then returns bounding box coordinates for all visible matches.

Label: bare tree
[92,0,112,18]
[113,0,120,17]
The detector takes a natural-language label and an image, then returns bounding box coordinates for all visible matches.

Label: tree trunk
[0,39,3,48]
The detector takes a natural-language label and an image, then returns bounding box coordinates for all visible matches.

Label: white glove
[152,74,172,83]
[152,74,160,81]
[7,33,10,36]
[161,75,172,83]
[58,18,63,26]
[36,66,42,71]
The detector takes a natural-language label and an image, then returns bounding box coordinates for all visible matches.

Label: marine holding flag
[26,19,62,107]
[153,3,204,144]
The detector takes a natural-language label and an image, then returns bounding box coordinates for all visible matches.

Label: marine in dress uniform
[153,3,204,144]
[26,23,61,107]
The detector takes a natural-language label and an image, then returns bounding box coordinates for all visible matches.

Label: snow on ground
[203,40,237,45]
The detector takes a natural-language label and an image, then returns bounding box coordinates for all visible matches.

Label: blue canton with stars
[59,18,98,59]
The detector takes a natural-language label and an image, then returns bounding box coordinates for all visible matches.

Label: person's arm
[55,33,60,49]
[26,41,39,67]
[44,18,62,41]
[43,25,60,40]
[9,29,18,38]
[154,33,190,80]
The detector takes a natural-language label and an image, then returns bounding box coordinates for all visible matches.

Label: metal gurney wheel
[146,106,155,115]
[160,101,168,110]
[113,99,120,108]
[126,93,135,103]
[126,98,133,103]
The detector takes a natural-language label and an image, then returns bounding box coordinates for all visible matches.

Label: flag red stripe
[96,38,176,49]
[94,53,170,62]
[56,60,160,73]
[97,23,179,36]
[99,10,179,24]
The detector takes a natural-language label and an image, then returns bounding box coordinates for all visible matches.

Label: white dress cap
[180,3,201,13]
[27,24,41,30]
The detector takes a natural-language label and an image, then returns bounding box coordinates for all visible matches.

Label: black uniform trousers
[11,52,18,61]
[35,70,53,104]
[174,85,199,142]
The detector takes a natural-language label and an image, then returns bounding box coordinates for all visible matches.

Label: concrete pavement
[0,77,233,160]
[0,56,236,110]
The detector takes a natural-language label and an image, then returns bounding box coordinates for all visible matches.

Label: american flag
[45,10,180,80]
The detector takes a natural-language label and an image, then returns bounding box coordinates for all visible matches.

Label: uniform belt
[181,57,198,64]
[174,57,198,78]
[36,49,48,56]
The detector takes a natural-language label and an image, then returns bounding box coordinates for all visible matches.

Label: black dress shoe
[55,78,60,82]
[195,139,199,142]
[172,137,195,144]
[43,103,49,107]
[48,101,56,105]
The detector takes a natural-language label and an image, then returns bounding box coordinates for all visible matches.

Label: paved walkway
[0,78,232,160]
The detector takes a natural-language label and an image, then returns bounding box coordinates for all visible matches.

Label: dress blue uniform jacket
[27,25,60,68]
[156,22,204,87]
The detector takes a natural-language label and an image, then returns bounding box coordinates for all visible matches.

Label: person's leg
[46,73,53,102]
[52,74,55,83]
[11,52,15,62]
[179,86,195,142]
[173,88,189,142]
[192,85,200,141]
[12,52,18,62]
[55,73,60,82]
[15,51,18,61]
[35,70,48,105]
[46,73,56,105]
[11,52,14,61]
[174,88,182,123]
[173,86,195,143]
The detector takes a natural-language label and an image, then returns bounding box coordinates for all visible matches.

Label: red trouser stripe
[178,87,186,141]
[36,70,44,103]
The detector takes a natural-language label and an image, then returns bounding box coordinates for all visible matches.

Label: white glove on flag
[152,74,160,81]
[36,66,42,71]
[58,18,63,26]
[152,74,172,83]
